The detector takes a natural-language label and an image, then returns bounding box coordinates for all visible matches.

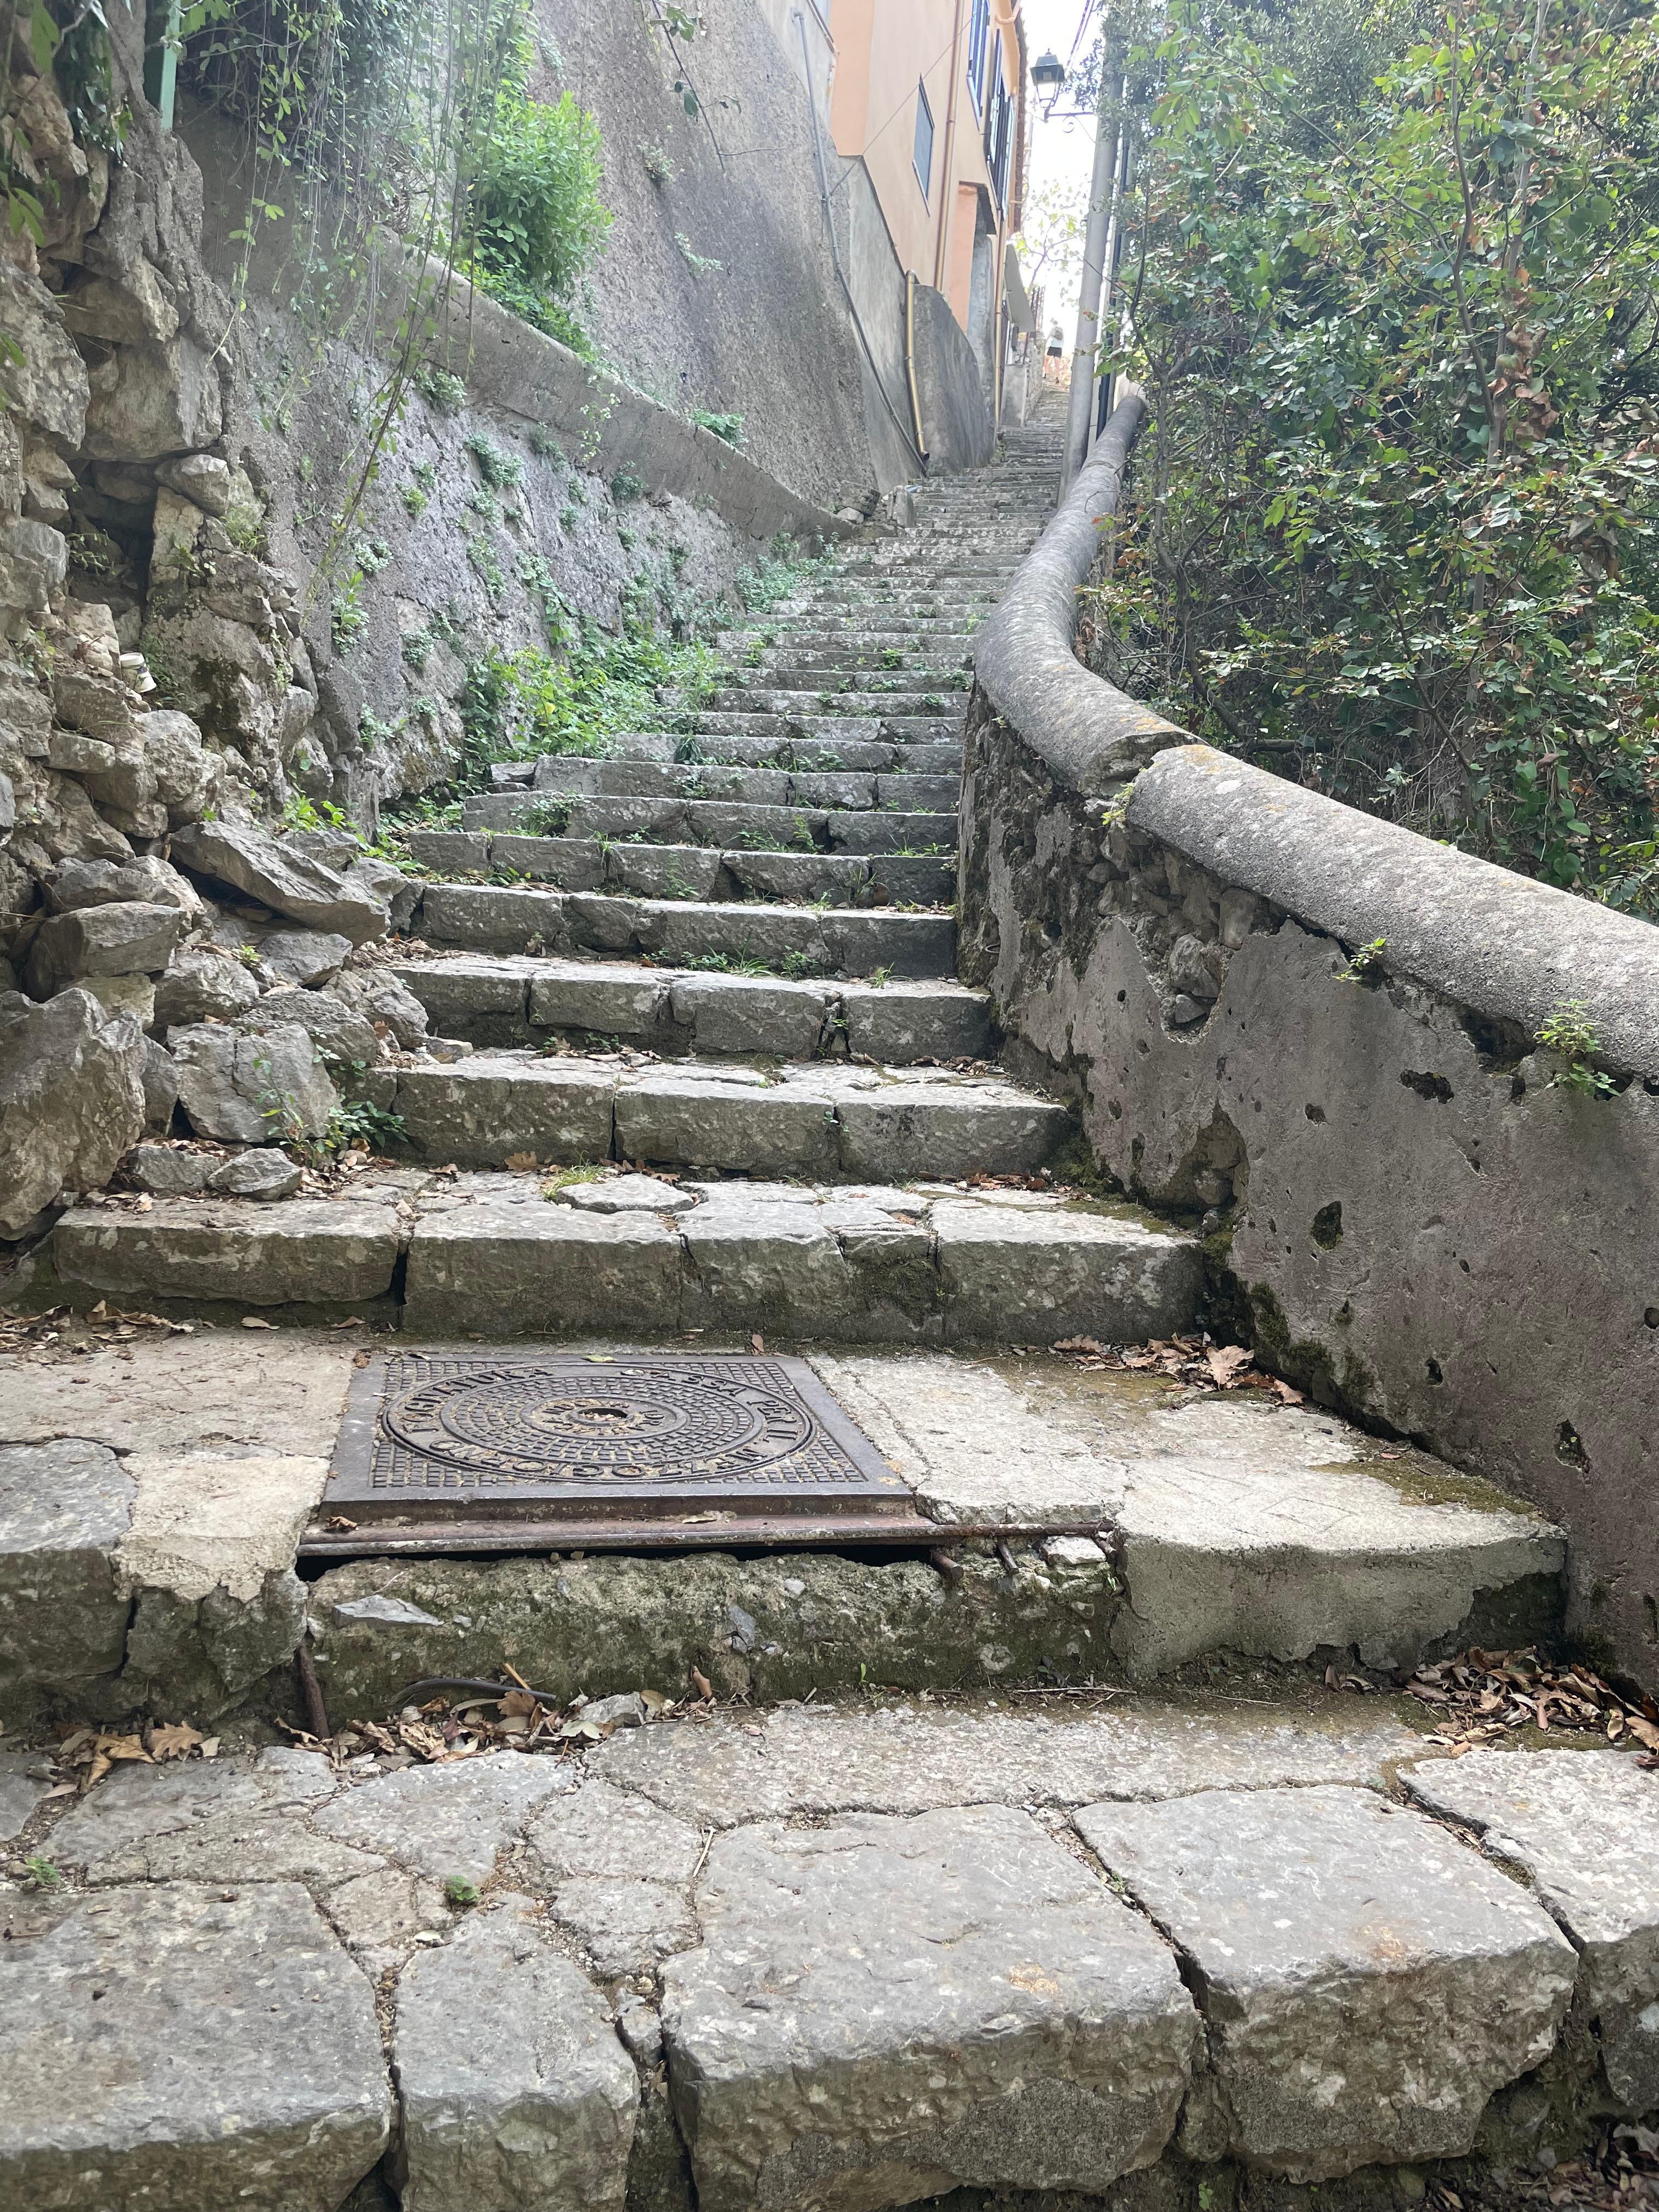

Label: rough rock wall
[962,403,1659,1692]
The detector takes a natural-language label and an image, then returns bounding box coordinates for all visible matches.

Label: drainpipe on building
[932,0,969,294]
[1062,48,1124,493]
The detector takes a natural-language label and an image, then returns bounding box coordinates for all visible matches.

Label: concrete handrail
[972,397,1659,1079]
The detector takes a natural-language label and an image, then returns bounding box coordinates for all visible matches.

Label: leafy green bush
[1092,0,1659,917]
[465,42,609,348]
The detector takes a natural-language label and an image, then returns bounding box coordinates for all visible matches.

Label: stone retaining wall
[961,394,1659,1689]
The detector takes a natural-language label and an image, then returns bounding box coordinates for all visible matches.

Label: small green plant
[400,482,430,519]
[402,629,432,672]
[24,1855,60,1889]
[1337,937,1388,983]
[611,471,645,504]
[639,139,673,185]
[524,797,573,837]
[690,408,743,448]
[465,431,524,490]
[415,362,466,414]
[353,536,391,576]
[674,230,723,278]
[1536,1001,1617,1097]
[528,425,565,462]
[542,1161,606,1195]
[866,965,893,989]
[331,580,367,654]
[444,1875,481,1909]
[560,504,582,532]
[465,43,610,345]
[879,647,906,670]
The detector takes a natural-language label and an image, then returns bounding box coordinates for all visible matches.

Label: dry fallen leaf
[691,1667,714,1702]
[503,1152,539,1172]
[150,1723,204,1760]
[240,1316,277,1330]
[750,1333,765,1354]
[1205,1344,1255,1389]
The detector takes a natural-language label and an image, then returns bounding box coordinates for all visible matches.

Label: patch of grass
[541,1161,606,1195]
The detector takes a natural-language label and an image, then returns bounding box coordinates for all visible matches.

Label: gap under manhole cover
[305,1351,922,1555]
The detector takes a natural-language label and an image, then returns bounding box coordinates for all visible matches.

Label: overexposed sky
[1019,0,1103,329]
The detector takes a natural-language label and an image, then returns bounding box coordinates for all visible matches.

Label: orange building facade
[828,0,1028,402]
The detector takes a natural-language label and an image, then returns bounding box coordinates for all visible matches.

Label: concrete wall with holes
[962,398,1659,1690]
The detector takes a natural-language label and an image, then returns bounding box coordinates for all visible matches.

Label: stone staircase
[4,397,1656,2212]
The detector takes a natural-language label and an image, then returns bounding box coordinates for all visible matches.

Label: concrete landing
[0,1328,1560,1725]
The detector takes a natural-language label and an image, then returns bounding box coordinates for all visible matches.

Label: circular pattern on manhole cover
[382,1361,816,1482]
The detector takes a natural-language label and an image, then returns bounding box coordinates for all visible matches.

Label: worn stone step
[41,1179,1202,1347]
[506,756,958,815]
[703,687,965,723]
[392,954,994,1059]
[456,793,958,858]
[387,1056,1065,1179]
[400,832,949,910]
[414,883,957,975]
[5,1693,1634,2211]
[692,711,962,748]
[738,647,972,678]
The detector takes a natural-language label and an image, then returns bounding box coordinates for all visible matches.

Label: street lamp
[1031,49,1066,115]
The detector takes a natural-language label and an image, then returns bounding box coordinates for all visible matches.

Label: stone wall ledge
[974,392,1659,1082]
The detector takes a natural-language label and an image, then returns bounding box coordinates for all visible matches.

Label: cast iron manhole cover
[313,1351,917,1549]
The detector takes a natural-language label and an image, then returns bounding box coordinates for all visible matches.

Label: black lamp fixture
[1031,48,1066,105]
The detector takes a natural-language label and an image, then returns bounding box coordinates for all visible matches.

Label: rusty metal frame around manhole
[306,1350,920,1554]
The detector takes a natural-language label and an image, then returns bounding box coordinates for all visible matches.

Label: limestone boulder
[0,987,145,1235]
[0,262,90,445]
[141,707,214,821]
[53,664,142,743]
[331,964,430,1047]
[23,900,184,995]
[238,988,382,1073]
[140,1036,179,1131]
[169,1019,339,1145]
[46,854,200,916]
[207,1149,302,1200]
[173,819,388,944]
[257,928,351,987]
[156,451,230,514]
[0,515,67,625]
[129,1141,213,1195]
[153,944,262,1028]
[81,331,223,460]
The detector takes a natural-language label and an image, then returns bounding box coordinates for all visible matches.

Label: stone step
[404,834,952,910]
[725,613,981,639]
[391,953,995,1058]
[414,883,957,975]
[747,657,972,686]
[387,1055,1065,1178]
[457,793,958,857]
[9,1702,1636,2211]
[692,711,962,747]
[43,1178,1200,1346]
[702,687,964,722]
[513,755,959,813]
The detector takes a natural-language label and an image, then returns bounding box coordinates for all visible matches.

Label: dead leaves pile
[299,1677,686,1771]
[0,1302,194,1354]
[1427,2120,1659,2209]
[43,1720,215,1795]
[1394,1648,1659,1760]
[1053,1331,1305,1403]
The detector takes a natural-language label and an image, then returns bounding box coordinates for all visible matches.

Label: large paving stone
[616,1065,838,1175]
[50,1746,339,1876]
[404,1192,685,1333]
[1403,1746,1659,2113]
[590,1700,1432,1827]
[530,1778,705,1974]
[0,1437,134,1716]
[668,974,831,1056]
[529,962,671,1039]
[840,981,994,1063]
[312,1747,577,1886]
[0,1751,50,1843]
[396,1057,617,1166]
[54,1197,403,1306]
[1074,1784,1578,2181]
[678,1195,860,1336]
[933,1198,1202,1342]
[0,1882,392,2210]
[832,1073,1068,1181]
[661,1803,1197,2212]
[394,1900,639,2212]
[421,881,569,953]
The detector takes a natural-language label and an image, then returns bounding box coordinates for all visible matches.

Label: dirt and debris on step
[1050,1330,1304,1402]
[1325,1644,1659,1758]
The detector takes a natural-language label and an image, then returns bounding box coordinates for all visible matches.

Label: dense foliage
[1092,0,1659,913]
[463,39,609,352]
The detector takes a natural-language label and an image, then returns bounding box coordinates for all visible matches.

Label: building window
[984,31,1013,211]
[913,79,934,201]
[966,0,990,116]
